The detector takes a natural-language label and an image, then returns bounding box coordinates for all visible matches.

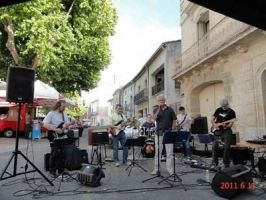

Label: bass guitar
[210,119,235,136]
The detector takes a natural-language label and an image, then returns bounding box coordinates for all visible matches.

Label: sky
[83,0,181,103]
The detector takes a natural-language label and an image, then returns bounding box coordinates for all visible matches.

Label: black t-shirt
[213,107,236,123]
[154,105,177,131]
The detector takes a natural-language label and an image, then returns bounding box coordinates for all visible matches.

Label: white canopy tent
[0,80,76,107]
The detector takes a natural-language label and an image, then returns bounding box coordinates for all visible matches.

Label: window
[0,107,8,115]
[197,11,209,39]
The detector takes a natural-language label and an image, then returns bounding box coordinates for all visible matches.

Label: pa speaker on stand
[1,67,54,186]
[6,66,35,103]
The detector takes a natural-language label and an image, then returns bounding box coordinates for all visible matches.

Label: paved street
[0,129,265,200]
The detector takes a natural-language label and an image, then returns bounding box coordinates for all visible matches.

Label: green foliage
[0,0,117,93]
[65,92,86,118]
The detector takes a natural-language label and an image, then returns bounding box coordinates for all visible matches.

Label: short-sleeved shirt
[213,107,236,123]
[109,113,127,130]
[154,105,177,131]
[176,113,191,132]
[43,110,70,129]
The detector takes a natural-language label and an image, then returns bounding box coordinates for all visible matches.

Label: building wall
[178,24,266,140]
[122,82,134,118]
[134,69,149,116]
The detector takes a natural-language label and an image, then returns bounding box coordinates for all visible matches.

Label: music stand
[0,103,53,186]
[142,129,172,186]
[125,137,147,176]
[158,130,187,190]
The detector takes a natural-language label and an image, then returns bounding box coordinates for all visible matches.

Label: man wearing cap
[212,98,236,168]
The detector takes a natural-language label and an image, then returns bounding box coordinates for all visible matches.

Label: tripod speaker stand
[0,103,54,186]
[1,66,52,186]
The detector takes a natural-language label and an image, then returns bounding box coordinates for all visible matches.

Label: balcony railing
[152,82,164,96]
[181,17,256,72]
[134,88,148,104]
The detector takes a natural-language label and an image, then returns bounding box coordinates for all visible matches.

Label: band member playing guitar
[43,101,71,177]
[212,98,236,169]
[109,104,128,167]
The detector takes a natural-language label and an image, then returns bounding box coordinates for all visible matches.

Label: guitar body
[109,127,122,137]
[210,119,235,136]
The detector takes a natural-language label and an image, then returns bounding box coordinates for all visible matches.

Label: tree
[0,0,117,94]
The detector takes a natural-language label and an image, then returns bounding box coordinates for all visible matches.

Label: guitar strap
[178,114,187,129]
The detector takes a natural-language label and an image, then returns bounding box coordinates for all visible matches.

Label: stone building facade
[173,0,266,140]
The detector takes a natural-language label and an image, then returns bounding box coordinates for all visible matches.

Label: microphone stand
[142,128,172,186]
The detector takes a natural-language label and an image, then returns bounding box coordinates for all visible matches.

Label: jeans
[212,128,234,166]
[112,130,128,163]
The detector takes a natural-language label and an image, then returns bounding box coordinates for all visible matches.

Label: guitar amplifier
[88,126,109,145]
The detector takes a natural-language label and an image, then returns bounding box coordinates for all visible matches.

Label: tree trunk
[29,55,40,69]
[4,21,20,65]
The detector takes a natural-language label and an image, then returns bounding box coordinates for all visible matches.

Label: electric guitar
[109,120,127,137]
[48,122,68,140]
[210,119,235,136]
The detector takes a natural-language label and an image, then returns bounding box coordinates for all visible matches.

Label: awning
[188,0,266,30]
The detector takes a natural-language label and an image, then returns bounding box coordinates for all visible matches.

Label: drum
[141,139,155,158]
[125,126,139,139]
[140,127,147,136]
[146,127,156,138]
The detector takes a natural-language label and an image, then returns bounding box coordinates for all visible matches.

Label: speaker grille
[6,67,35,103]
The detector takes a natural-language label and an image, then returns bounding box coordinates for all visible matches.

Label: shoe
[115,162,120,167]
[49,171,57,178]
[210,163,221,171]
[123,161,131,166]
[151,170,158,175]
[160,155,166,162]
[168,171,174,176]
[223,164,230,169]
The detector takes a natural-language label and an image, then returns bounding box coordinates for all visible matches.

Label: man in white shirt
[43,101,71,177]
[176,106,191,131]
[109,104,128,167]
[176,106,192,157]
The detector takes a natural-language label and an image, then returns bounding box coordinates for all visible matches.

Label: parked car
[82,119,92,127]
[0,103,27,137]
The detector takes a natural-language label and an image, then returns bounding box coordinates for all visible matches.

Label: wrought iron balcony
[134,88,148,104]
[152,82,164,96]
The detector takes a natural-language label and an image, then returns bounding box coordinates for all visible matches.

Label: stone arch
[255,62,266,135]
[261,69,266,133]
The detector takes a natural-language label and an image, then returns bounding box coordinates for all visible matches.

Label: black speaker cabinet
[191,116,208,134]
[6,66,35,103]
[211,164,253,199]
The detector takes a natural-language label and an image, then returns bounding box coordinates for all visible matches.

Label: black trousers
[49,145,64,174]
[212,128,234,166]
